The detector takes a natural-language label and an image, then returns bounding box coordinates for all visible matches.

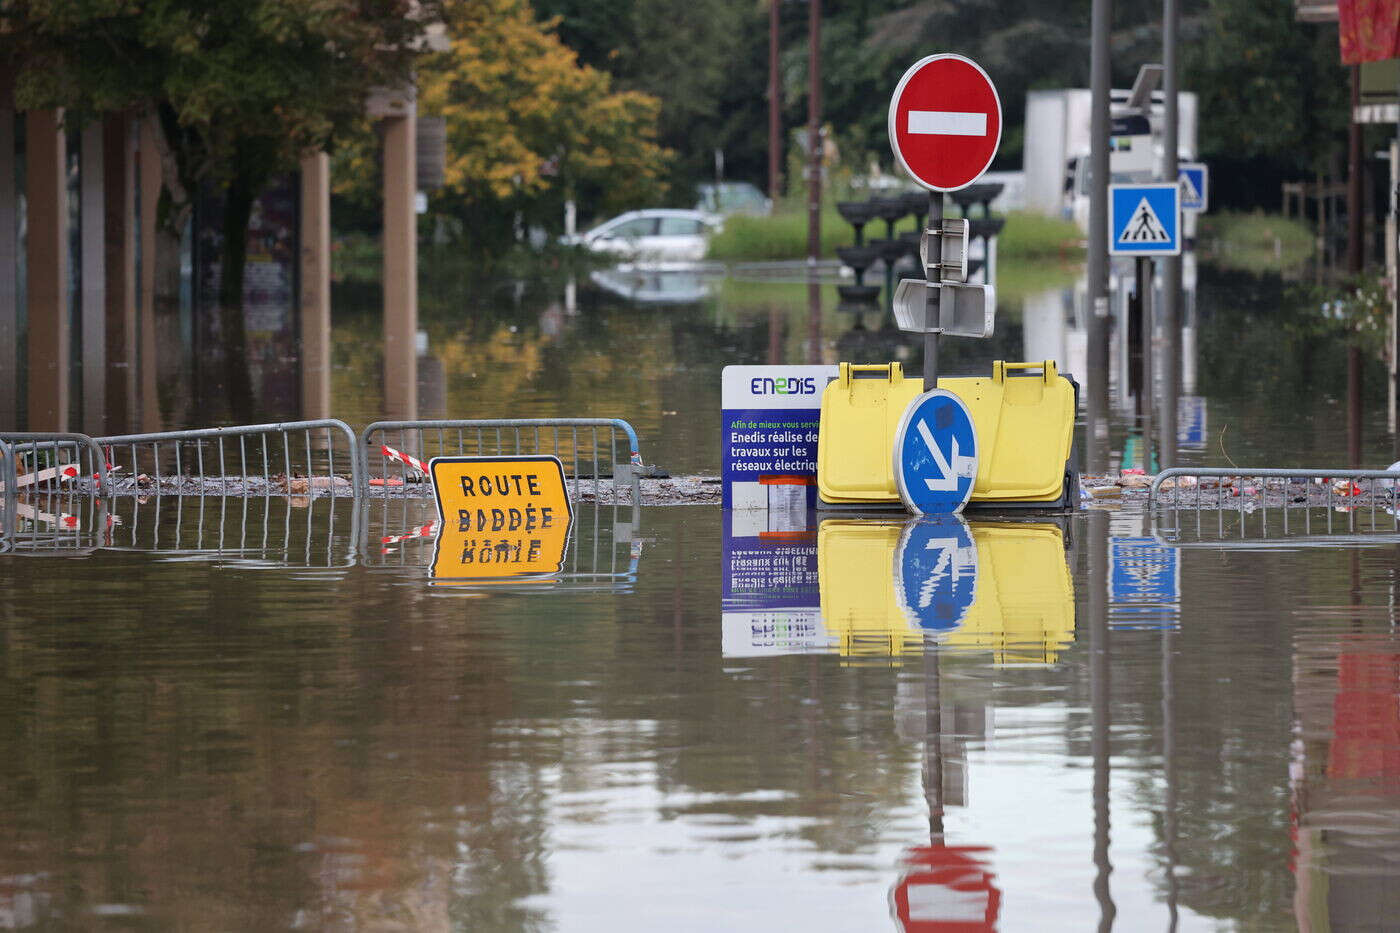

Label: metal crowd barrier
[0,432,112,496]
[95,420,362,497]
[361,418,643,502]
[0,436,15,542]
[1149,466,1400,534]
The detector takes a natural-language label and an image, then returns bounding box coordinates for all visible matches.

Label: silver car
[564,209,722,263]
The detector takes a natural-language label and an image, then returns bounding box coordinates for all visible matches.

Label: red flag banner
[1339,0,1400,64]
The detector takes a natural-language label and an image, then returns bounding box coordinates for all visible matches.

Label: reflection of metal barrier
[361,419,643,502]
[2,491,109,553]
[103,495,360,568]
[360,497,643,589]
[1156,508,1400,548]
[0,432,112,496]
[95,420,362,497]
[1150,467,1400,531]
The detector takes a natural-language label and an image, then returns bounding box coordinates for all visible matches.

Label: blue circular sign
[894,517,977,631]
[893,389,979,514]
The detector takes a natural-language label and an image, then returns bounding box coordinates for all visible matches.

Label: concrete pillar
[382,112,417,421]
[0,98,17,430]
[25,109,68,432]
[137,117,161,431]
[80,120,106,433]
[299,151,331,421]
[103,114,137,435]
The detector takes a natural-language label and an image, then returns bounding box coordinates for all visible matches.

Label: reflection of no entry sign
[888,54,1002,192]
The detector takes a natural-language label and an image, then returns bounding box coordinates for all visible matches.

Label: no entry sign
[888,54,1002,192]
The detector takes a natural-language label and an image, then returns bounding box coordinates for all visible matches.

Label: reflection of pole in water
[1162,607,1179,929]
[807,278,823,365]
[1088,510,1115,929]
[923,641,944,841]
[1150,505,1179,928]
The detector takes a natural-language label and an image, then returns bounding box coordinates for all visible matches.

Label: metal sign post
[925,193,943,390]
[888,54,1003,392]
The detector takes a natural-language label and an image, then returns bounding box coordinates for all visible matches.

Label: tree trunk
[218,171,258,423]
[149,103,196,427]
[152,195,190,427]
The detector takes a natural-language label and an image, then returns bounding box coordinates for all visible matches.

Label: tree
[1184,0,1348,202]
[531,0,753,198]
[5,1,428,420]
[410,0,669,242]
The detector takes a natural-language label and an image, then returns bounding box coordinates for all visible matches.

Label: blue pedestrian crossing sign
[1178,162,1208,212]
[893,389,979,514]
[1110,182,1180,256]
[895,517,978,631]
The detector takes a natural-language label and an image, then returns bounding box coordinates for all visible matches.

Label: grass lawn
[1197,211,1313,273]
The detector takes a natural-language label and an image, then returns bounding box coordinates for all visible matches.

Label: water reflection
[1292,630,1400,927]
[11,496,1400,924]
[722,512,1075,664]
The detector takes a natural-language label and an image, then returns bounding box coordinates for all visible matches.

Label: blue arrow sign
[1110,183,1180,256]
[1178,162,1208,212]
[895,517,977,631]
[893,389,979,514]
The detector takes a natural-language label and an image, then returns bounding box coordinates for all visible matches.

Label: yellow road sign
[429,456,573,582]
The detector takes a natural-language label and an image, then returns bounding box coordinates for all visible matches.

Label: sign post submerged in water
[428,455,573,582]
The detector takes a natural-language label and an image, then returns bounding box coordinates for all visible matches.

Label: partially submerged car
[563,209,721,262]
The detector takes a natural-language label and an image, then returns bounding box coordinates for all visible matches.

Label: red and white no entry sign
[888,54,1002,193]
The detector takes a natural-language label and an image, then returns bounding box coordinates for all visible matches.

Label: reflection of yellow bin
[816,361,1077,508]
[816,519,922,660]
[816,519,1075,664]
[947,523,1075,664]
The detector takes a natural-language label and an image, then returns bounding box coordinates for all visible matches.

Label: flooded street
[2,499,1399,928]
[3,261,1400,929]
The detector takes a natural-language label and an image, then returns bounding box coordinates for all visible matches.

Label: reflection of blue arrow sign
[895,517,977,631]
[894,389,979,513]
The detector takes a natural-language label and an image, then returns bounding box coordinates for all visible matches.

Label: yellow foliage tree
[342,0,668,231]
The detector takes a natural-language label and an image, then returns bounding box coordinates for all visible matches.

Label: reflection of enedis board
[429,456,573,582]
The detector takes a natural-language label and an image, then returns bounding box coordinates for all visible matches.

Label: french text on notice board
[721,365,836,509]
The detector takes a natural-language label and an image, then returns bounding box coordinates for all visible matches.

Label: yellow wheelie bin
[816,360,1077,509]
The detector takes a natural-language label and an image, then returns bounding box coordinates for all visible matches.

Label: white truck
[1023,82,1198,235]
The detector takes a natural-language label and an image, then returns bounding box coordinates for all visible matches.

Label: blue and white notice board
[1110,183,1180,256]
[721,365,837,510]
[1178,162,1208,213]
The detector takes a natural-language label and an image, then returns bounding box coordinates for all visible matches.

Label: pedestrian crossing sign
[1110,183,1180,256]
[1178,162,1208,212]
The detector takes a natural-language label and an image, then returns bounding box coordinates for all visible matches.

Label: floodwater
[329,256,1400,475]
[5,257,1400,929]
[3,498,1400,929]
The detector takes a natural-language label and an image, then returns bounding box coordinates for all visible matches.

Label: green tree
[1184,1,1348,176]
[531,0,754,198]
[409,0,669,244]
[5,0,427,420]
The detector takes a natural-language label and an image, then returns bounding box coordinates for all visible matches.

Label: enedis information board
[721,365,837,510]
[429,456,573,581]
